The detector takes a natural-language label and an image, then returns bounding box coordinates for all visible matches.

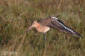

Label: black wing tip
[74,32,82,38]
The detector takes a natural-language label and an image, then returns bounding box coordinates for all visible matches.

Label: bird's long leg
[43,33,46,40]
[42,33,47,55]
[43,33,46,48]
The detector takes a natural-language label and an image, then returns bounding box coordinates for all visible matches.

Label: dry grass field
[0,0,85,56]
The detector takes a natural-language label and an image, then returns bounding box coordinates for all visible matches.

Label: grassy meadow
[0,0,85,56]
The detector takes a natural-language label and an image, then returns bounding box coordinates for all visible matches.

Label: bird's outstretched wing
[50,17,81,37]
[39,17,81,37]
[38,17,69,30]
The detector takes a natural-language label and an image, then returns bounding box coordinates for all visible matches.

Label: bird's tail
[64,26,82,38]
[73,31,81,37]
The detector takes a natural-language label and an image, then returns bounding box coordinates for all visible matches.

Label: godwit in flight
[27,16,81,40]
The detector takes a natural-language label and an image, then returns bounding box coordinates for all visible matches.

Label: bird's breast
[35,25,50,33]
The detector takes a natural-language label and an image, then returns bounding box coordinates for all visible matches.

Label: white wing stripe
[52,17,74,33]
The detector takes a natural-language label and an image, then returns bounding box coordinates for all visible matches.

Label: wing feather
[38,17,81,37]
[51,18,81,37]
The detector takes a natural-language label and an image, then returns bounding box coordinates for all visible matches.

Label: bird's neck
[35,23,41,28]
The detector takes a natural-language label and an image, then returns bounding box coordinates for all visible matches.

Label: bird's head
[31,20,39,27]
[26,21,39,32]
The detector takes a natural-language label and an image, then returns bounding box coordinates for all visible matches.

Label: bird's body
[34,23,50,33]
[27,16,81,38]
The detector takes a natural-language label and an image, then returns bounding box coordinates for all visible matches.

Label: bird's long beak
[26,26,33,32]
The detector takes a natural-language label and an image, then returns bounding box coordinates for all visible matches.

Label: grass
[0,0,85,56]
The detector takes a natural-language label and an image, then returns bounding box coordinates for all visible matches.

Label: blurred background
[0,0,85,56]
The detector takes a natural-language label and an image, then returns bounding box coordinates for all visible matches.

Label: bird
[27,16,81,40]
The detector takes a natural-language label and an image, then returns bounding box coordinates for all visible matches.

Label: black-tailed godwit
[27,16,81,40]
